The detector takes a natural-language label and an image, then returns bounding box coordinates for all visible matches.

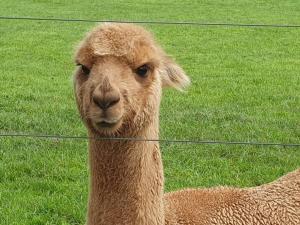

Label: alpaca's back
[164,169,300,225]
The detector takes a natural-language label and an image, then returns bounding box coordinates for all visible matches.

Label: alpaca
[73,23,300,225]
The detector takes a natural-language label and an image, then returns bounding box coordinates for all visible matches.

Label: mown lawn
[0,1,300,224]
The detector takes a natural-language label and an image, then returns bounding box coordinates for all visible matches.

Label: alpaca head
[74,23,190,136]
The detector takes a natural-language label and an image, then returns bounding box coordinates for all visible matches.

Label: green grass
[0,0,300,224]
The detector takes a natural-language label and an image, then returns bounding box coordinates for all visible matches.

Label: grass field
[0,1,300,224]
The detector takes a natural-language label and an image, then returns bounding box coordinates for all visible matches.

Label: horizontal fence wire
[1,16,300,28]
[0,133,299,147]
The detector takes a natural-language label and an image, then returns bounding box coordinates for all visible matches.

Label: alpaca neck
[87,121,164,225]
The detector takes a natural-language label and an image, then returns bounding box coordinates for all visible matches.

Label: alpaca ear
[159,56,190,91]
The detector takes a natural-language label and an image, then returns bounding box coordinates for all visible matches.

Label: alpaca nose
[93,91,120,110]
[93,76,121,110]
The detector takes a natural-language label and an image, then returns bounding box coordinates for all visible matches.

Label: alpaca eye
[136,65,149,77]
[81,65,90,75]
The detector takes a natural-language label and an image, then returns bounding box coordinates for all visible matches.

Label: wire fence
[1,16,300,28]
[1,133,299,148]
[1,15,300,149]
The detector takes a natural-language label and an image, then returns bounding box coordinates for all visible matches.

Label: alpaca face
[74,23,190,136]
[74,55,162,136]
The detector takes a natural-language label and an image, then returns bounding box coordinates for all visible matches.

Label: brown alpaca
[73,23,300,225]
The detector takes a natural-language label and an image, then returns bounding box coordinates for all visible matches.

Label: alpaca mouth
[97,121,117,128]
[94,117,122,130]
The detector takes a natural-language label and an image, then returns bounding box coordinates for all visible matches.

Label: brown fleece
[73,23,300,225]
[165,169,300,225]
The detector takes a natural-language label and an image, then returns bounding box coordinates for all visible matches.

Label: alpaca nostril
[107,97,120,108]
[93,95,120,110]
